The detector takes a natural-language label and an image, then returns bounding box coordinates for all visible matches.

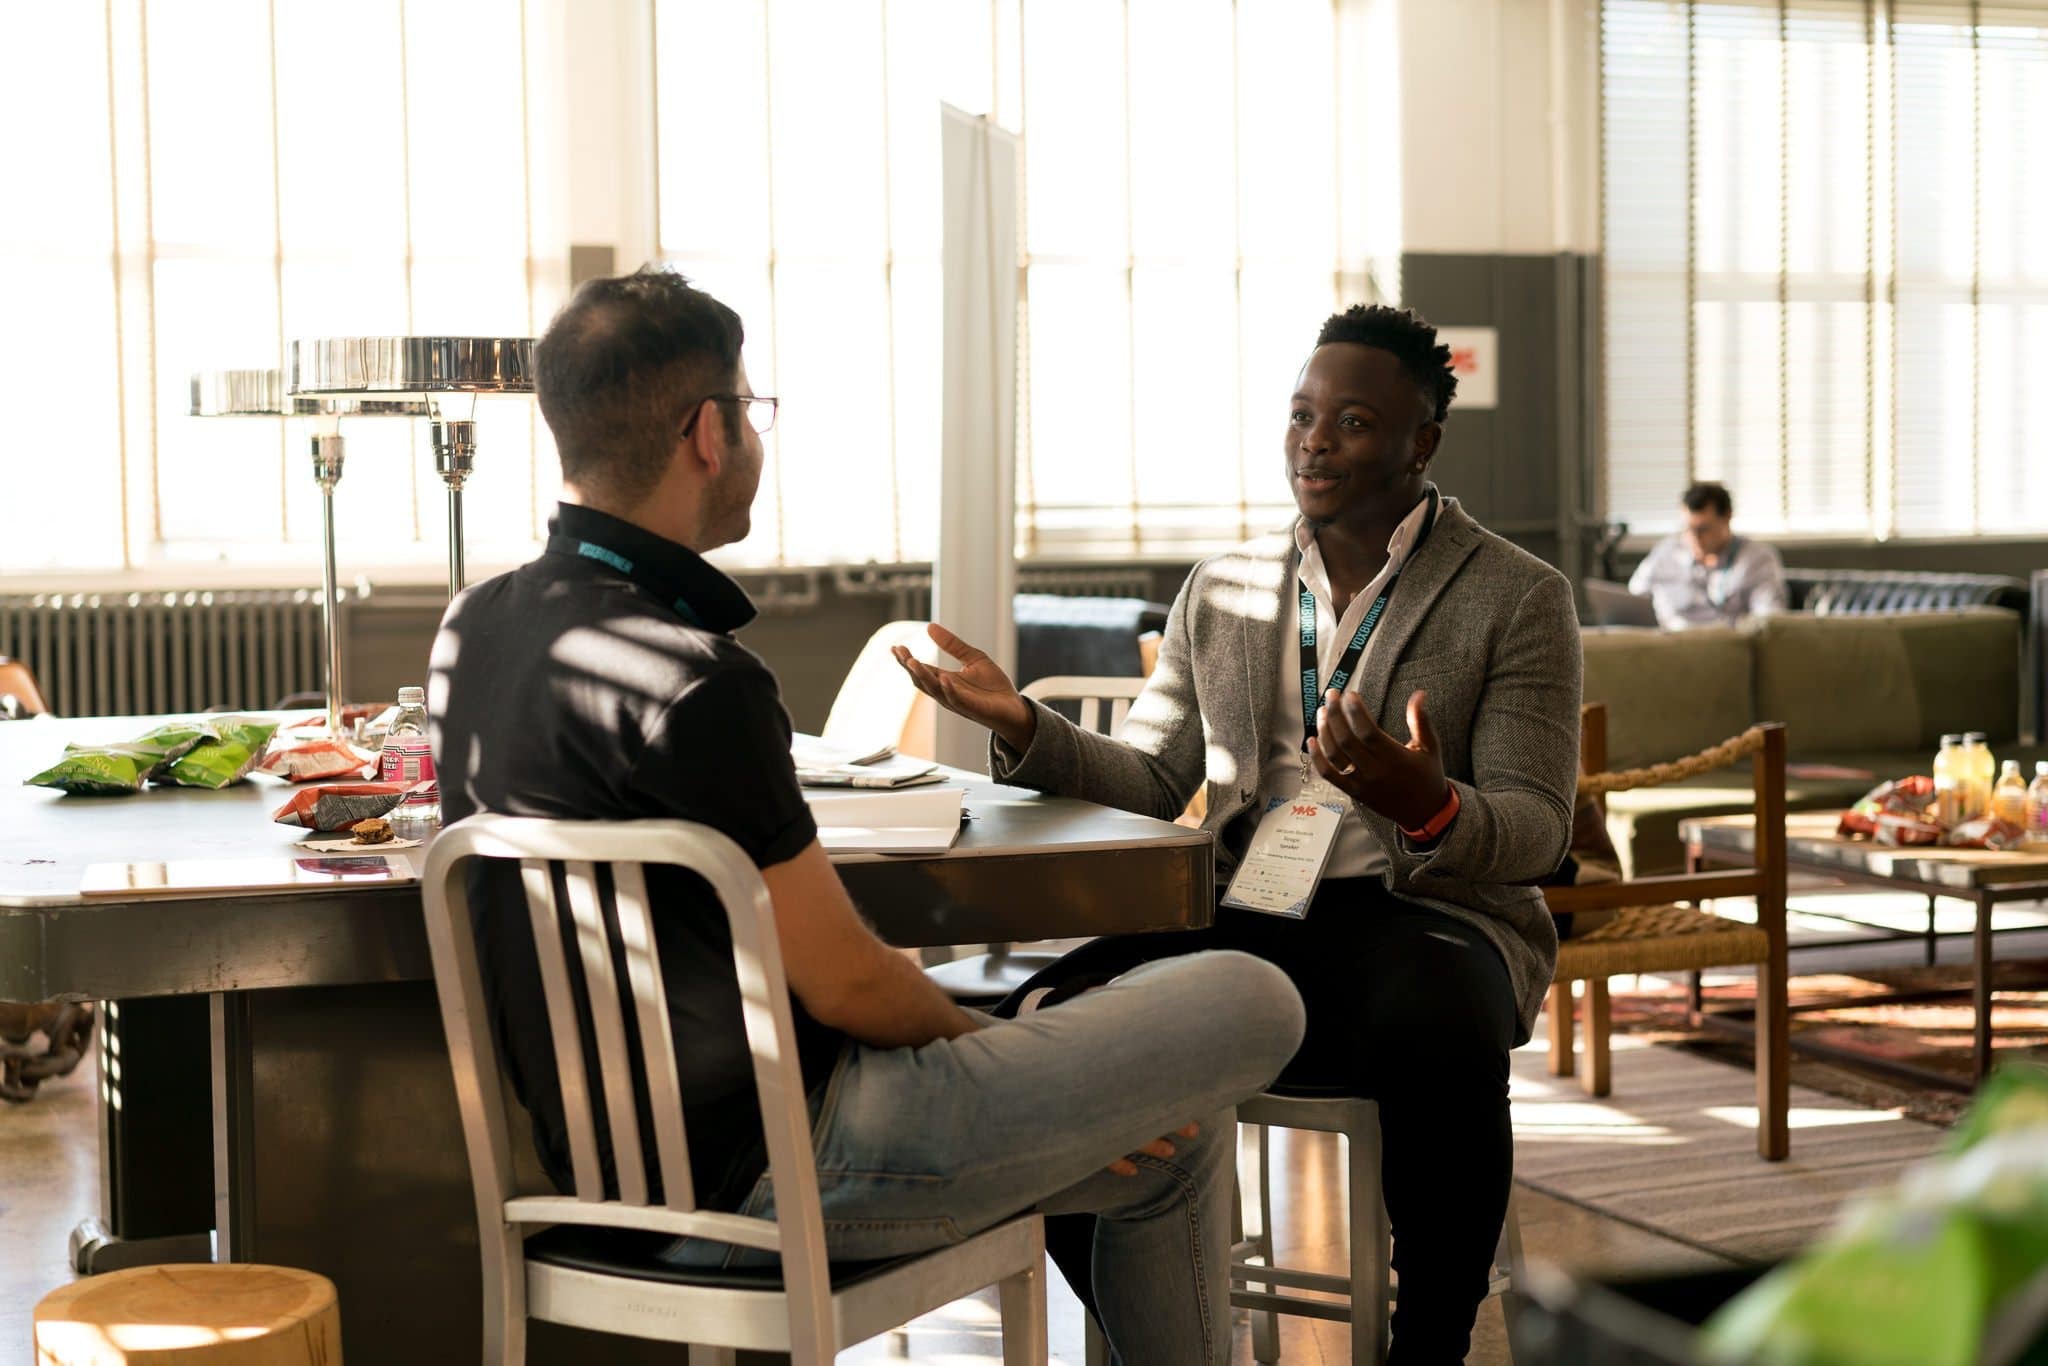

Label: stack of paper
[804,786,964,853]
[790,734,941,789]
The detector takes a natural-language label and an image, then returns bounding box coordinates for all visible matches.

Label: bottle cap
[398,686,426,706]
[1963,731,1987,743]
[1940,733,1963,745]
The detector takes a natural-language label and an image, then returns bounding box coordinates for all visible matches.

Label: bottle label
[380,737,437,801]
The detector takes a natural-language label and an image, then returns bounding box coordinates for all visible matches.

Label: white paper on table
[791,732,897,769]
[804,786,964,853]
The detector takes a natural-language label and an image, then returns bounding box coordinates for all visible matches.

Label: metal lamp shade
[190,368,434,419]
[287,337,536,397]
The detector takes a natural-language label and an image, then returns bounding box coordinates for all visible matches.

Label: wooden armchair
[0,656,49,718]
[1543,703,1791,1160]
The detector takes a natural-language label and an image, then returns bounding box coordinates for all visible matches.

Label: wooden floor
[0,1053,1730,1365]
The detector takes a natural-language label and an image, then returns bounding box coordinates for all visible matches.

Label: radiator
[0,590,342,717]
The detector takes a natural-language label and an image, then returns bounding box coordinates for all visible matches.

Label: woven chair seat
[1554,903,1770,981]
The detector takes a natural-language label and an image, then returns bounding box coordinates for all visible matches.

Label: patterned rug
[1510,1032,1946,1264]
[1604,960,2048,1127]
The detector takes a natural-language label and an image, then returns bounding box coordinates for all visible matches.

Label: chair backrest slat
[609,861,695,1210]
[1021,674,1147,738]
[520,858,604,1201]
[562,860,649,1207]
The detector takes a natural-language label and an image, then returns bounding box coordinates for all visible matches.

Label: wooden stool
[35,1264,340,1365]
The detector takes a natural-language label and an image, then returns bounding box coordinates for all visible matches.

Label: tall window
[1601,0,2048,540]
[0,0,559,576]
[654,0,1350,568]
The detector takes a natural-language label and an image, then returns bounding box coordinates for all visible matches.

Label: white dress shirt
[1259,494,1436,881]
[1627,533,1787,629]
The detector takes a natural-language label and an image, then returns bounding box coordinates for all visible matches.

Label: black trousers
[1003,879,1518,1364]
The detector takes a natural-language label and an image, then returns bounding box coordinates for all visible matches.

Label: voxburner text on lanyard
[1221,488,1439,919]
[545,532,705,627]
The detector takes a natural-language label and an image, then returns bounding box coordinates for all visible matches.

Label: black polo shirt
[430,502,844,1209]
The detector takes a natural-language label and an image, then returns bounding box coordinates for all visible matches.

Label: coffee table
[1682,811,2048,1088]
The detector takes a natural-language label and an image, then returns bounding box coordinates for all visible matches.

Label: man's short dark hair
[1314,304,1458,423]
[535,268,746,502]
[1682,481,1733,519]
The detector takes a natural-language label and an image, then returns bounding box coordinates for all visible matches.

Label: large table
[1,716,1213,1362]
[1683,811,2048,1089]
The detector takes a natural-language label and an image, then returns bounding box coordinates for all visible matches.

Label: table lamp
[287,337,537,598]
[189,369,432,739]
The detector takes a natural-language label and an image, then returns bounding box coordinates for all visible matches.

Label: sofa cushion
[1752,608,2021,756]
[1582,626,1754,771]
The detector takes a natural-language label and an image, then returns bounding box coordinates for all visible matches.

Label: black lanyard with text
[544,532,704,628]
[1298,488,1438,751]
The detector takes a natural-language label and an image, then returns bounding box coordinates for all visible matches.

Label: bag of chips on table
[27,718,219,795]
[25,747,152,796]
[257,738,374,783]
[1945,817,2028,851]
[1839,774,1937,838]
[270,781,415,832]
[155,715,279,789]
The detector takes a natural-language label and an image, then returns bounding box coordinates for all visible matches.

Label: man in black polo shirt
[430,268,1302,1364]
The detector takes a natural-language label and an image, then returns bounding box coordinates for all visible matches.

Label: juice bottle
[2027,762,2048,848]
[1992,759,2028,826]
[1961,732,1995,822]
[1933,734,1965,827]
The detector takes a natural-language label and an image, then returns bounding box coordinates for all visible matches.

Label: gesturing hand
[892,624,1038,753]
[1306,687,1449,832]
[1107,1122,1201,1177]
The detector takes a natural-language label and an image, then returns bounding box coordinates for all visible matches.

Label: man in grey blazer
[899,304,1583,1361]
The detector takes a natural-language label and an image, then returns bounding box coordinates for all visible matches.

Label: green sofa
[1583,608,2043,875]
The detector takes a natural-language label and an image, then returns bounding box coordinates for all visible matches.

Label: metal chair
[422,815,1048,1364]
[924,675,1148,1004]
[1230,1090,1522,1366]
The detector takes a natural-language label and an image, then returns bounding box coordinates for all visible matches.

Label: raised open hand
[1306,687,1449,831]
[892,623,1037,752]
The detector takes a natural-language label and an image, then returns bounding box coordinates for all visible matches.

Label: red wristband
[1400,783,1461,843]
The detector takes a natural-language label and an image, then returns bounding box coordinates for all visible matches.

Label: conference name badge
[1220,781,1347,919]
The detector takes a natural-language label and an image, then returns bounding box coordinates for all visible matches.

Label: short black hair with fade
[1682,481,1733,519]
[535,267,746,502]
[1314,304,1458,423]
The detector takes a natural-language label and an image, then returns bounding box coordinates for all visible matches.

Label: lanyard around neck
[545,532,704,628]
[1298,488,1438,750]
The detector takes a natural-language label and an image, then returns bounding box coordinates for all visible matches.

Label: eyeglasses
[681,393,779,438]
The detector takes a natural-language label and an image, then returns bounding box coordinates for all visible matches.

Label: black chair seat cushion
[1263,1080,1360,1101]
[525,1223,915,1291]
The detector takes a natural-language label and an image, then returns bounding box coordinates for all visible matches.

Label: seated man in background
[1628,480,1787,629]
[430,267,1304,1366]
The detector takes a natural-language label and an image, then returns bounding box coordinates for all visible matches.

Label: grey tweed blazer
[991,494,1583,1042]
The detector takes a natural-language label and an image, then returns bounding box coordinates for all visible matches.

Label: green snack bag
[26,747,150,796]
[65,720,216,777]
[155,716,281,790]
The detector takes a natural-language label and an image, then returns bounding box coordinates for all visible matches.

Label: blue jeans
[668,949,1304,1365]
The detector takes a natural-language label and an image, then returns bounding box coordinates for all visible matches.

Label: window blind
[1601,0,2048,540]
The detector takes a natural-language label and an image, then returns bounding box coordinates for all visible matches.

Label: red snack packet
[1944,817,2027,851]
[270,782,418,831]
[1874,812,1944,847]
[258,739,374,783]
[1840,775,1939,839]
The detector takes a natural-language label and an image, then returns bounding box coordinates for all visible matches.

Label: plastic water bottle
[379,685,440,826]
[2027,762,2048,849]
